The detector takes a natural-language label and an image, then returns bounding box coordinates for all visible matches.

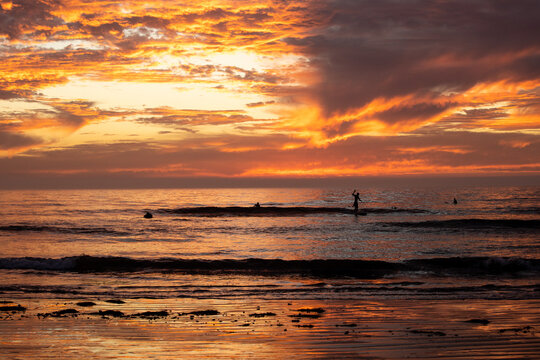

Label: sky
[0,0,539,188]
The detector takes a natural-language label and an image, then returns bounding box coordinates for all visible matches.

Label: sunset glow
[1,0,539,186]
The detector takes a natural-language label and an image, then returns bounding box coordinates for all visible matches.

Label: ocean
[0,185,538,302]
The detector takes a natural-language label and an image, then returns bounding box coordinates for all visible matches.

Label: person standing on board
[352,190,361,215]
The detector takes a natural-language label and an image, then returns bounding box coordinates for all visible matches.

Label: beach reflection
[2,297,539,359]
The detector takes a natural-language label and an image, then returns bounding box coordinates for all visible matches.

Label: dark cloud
[29,49,109,67]
[126,15,170,29]
[285,0,540,118]
[0,130,42,150]
[0,0,63,39]
[178,8,233,24]
[0,89,21,99]
[212,21,228,32]
[0,142,169,173]
[445,108,510,128]
[301,130,540,170]
[220,66,283,84]
[86,21,124,39]
[0,138,268,175]
[135,111,254,128]
[202,8,233,21]
[237,7,274,25]
[1,129,537,180]
[173,65,285,84]
[0,99,99,132]
[246,100,276,107]
[373,102,456,125]
[178,7,274,26]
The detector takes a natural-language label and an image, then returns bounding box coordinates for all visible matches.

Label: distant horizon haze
[0,174,538,190]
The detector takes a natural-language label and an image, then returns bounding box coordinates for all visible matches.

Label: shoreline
[1,297,539,359]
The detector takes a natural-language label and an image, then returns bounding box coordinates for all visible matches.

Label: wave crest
[0,225,128,235]
[159,206,428,217]
[0,256,538,278]
[383,219,540,229]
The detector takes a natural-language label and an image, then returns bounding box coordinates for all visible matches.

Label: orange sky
[0,0,539,187]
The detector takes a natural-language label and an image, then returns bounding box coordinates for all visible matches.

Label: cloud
[246,100,276,108]
[0,98,105,152]
[0,0,63,39]
[1,128,537,180]
[85,21,124,39]
[372,102,456,126]
[126,15,170,29]
[282,0,540,136]
[0,129,43,150]
[135,111,255,128]
[243,131,540,176]
[0,89,20,99]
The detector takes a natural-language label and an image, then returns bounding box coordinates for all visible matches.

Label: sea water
[0,186,538,301]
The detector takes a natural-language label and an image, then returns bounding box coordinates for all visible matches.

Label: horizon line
[1,174,538,190]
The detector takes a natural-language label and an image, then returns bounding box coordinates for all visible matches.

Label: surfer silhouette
[453,197,458,205]
[352,190,361,215]
[254,202,261,208]
[144,211,153,219]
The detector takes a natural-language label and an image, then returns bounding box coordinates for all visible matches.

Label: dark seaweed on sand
[291,307,325,319]
[87,309,168,319]
[409,329,446,336]
[465,319,490,325]
[295,307,325,313]
[498,326,534,334]
[249,312,276,317]
[179,309,220,316]
[0,304,26,312]
[38,309,79,318]
[335,323,357,327]
[90,310,125,318]
[130,310,169,318]
[76,301,96,307]
[289,313,322,319]
[105,299,125,304]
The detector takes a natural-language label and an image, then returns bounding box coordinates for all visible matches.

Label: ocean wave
[498,206,540,215]
[382,219,540,230]
[1,282,536,299]
[0,225,129,236]
[0,256,78,270]
[0,256,538,278]
[159,206,429,217]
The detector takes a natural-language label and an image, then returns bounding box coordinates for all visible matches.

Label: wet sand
[1,298,539,359]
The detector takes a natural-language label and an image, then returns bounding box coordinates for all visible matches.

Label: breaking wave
[159,206,429,217]
[382,219,540,230]
[0,255,538,278]
[0,225,129,235]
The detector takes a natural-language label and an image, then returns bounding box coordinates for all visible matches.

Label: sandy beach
[2,297,539,359]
